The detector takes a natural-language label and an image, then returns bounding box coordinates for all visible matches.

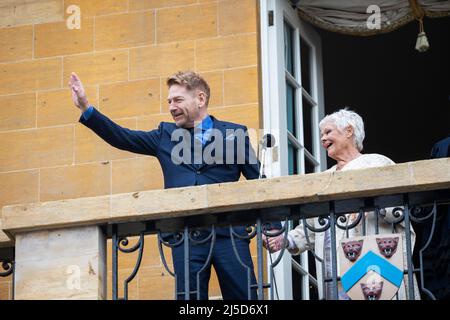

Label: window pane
[302,96,313,153]
[288,141,298,175]
[304,156,316,174]
[300,36,311,94]
[286,83,296,136]
[284,22,294,76]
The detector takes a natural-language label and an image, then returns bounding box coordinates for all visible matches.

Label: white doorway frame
[260,0,326,300]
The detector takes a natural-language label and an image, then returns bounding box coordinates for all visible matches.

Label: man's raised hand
[69,72,89,112]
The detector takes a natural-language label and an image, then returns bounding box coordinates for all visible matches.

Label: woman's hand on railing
[262,233,287,253]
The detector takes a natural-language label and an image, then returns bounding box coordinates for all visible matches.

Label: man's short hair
[167,71,211,106]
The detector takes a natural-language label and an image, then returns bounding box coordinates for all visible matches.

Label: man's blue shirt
[194,115,213,145]
[82,105,94,121]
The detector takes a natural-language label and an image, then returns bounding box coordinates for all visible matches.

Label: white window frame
[260,0,326,300]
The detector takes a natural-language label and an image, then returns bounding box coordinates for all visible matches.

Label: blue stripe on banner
[341,250,404,292]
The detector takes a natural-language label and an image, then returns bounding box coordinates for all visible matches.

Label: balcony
[1,158,449,300]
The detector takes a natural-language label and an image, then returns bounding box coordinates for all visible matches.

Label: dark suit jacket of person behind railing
[413,136,450,300]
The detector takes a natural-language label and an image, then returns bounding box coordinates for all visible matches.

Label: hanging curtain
[295,0,450,36]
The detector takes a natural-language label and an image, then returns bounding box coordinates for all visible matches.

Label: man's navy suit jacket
[80,107,264,237]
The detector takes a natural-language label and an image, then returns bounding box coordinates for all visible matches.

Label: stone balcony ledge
[1,158,449,242]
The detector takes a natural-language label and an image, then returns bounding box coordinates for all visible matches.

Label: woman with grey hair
[264,108,419,300]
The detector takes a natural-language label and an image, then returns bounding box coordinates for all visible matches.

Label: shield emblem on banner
[339,234,404,300]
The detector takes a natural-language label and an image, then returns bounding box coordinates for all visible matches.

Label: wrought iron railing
[0,247,14,300]
[105,189,449,300]
[0,189,448,300]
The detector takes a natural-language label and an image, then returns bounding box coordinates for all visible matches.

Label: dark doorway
[316,16,450,167]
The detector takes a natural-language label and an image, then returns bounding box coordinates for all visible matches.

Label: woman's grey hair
[319,108,365,151]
